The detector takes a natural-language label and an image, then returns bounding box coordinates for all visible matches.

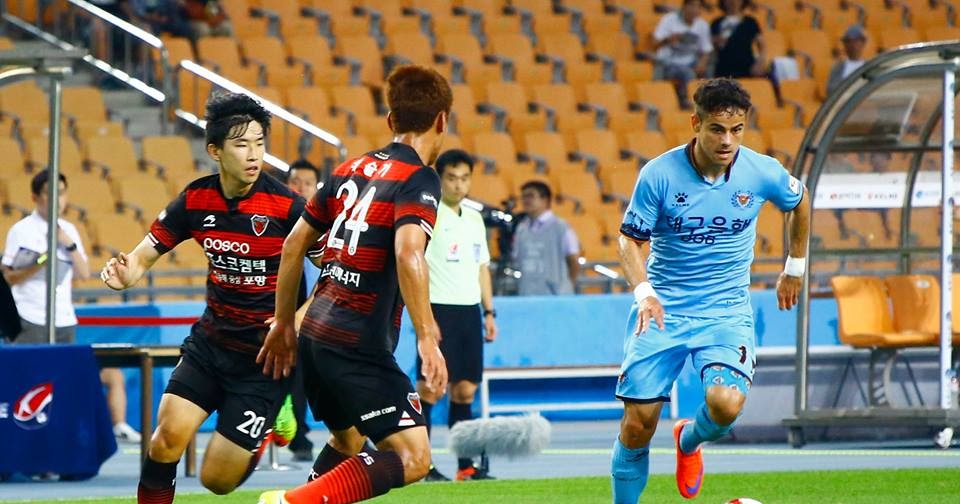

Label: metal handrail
[177,60,347,167]
[0,0,173,131]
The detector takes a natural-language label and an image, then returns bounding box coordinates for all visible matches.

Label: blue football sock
[680,404,733,454]
[611,437,649,504]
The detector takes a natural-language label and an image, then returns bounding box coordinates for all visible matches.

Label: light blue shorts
[615,309,756,403]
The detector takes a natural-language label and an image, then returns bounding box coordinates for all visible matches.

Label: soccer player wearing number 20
[101,92,318,503]
[611,78,811,503]
[257,64,452,504]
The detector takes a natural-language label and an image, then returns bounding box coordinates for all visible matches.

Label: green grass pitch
[11,468,960,503]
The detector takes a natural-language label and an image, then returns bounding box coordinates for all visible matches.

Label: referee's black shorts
[417,303,483,384]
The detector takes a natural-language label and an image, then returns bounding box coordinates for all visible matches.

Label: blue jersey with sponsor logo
[620,142,803,317]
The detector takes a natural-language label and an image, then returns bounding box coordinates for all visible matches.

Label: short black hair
[204,91,271,148]
[288,159,319,179]
[30,169,67,196]
[693,78,752,118]
[521,180,551,202]
[435,149,474,176]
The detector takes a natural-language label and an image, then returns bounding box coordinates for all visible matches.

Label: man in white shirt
[1,170,141,443]
[653,0,712,109]
[827,24,867,95]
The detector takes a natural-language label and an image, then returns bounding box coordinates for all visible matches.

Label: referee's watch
[483,308,497,318]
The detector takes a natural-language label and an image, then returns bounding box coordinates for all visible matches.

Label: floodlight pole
[939,62,957,410]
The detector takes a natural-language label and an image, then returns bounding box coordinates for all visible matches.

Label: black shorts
[165,324,292,452]
[300,338,425,444]
[416,303,483,384]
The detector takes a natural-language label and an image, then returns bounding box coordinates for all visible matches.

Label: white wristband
[634,281,657,303]
[784,256,806,277]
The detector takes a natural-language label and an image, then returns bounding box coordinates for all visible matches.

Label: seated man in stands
[1,170,140,443]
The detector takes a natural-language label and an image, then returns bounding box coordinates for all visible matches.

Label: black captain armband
[484,309,497,318]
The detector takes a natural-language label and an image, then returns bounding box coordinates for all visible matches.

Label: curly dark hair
[385,65,453,134]
[204,91,271,148]
[692,78,752,118]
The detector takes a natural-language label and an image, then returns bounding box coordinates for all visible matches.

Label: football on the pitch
[725,499,763,504]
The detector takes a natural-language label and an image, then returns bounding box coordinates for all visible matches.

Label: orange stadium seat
[483,81,549,149]
[812,209,860,249]
[384,31,436,68]
[89,213,147,252]
[483,12,524,36]
[531,83,596,146]
[604,168,639,202]
[471,131,524,173]
[878,27,922,51]
[779,78,821,124]
[624,130,670,162]
[116,177,172,220]
[511,0,570,34]
[264,0,319,38]
[241,36,308,89]
[341,135,374,159]
[831,275,937,347]
[575,129,630,175]
[460,0,507,21]
[86,136,140,176]
[767,127,806,167]
[554,171,605,212]
[634,81,682,116]
[73,121,125,144]
[525,130,585,173]
[436,33,502,99]
[284,35,351,89]
[450,84,494,137]
[432,16,473,41]
[846,209,895,248]
[538,32,605,97]
[0,81,48,123]
[1,170,32,212]
[67,171,119,216]
[330,85,378,121]
[142,135,196,176]
[589,31,636,64]
[26,136,83,174]
[336,35,384,87]
[196,37,259,85]
[584,82,646,142]
[487,33,553,88]
[469,172,511,207]
[62,86,108,123]
[220,0,269,37]
[924,26,960,42]
[884,274,950,337]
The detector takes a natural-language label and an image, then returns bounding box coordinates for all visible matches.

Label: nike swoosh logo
[685,470,703,495]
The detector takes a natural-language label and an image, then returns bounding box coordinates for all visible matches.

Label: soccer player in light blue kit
[611,78,810,502]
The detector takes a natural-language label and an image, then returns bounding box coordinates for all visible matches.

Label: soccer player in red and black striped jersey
[100,92,318,504]
[256,65,452,504]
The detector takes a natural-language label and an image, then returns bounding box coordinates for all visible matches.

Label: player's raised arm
[396,222,447,395]
[100,237,162,290]
[777,185,810,310]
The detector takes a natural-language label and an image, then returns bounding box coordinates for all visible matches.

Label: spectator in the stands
[711,0,766,78]
[184,0,233,38]
[654,0,712,109]
[511,181,580,296]
[130,0,193,38]
[827,24,868,95]
[1,170,141,443]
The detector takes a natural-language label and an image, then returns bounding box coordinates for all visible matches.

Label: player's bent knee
[396,443,432,483]
[148,428,189,461]
[705,386,746,426]
[200,473,239,495]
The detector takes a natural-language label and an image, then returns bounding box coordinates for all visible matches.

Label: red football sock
[284,451,404,504]
[137,456,177,504]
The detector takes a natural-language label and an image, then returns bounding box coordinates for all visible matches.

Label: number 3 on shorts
[236,410,266,438]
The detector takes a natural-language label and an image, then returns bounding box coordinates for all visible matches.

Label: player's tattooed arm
[100,237,162,290]
[618,234,665,335]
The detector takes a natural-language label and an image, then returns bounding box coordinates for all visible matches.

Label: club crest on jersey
[12,382,53,430]
[407,393,422,415]
[250,215,269,236]
[731,190,755,209]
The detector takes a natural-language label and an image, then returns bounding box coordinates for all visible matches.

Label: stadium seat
[142,135,196,176]
[524,130,585,173]
[538,32,605,97]
[262,0,318,38]
[531,83,596,146]
[755,202,785,258]
[241,36,308,89]
[220,0,269,38]
[588,31,636,64]
[624,130,670,162]
[584,82,646,142]
[483,81,549,150]
[341,135,373,159]
[384,31,436,68]
[154,36,193,79]
[330,85,378,121]
[0,81,49,123]
[85,136,140,177]
[511,0,570,35]
[575,129,629,175]
[486,33,553,87]
[62,86,108,123]
[831,275,936,347]
[634,81,682,116]
[924,26,960,42]
[284,35,352,89]
[812,209,860,249]
[553,170,604,212]
[68,171,119,216]
[884,274,948,337]
[196,37,259,84]
[845,209,894,249]
[469,172,511,207]
[1,171,32,213]
[73,121,125,144]
[26,136,83,174]
[603,168,639,202]
[450,84,494,137]
[878,27,922,51]
[767,127,806,167]
[436,33,502,98]
[778,78,821,125]
[283,86,350,139]
[337,35,384,87]
[471,131,525,173]
[178,66,213,116]
[89,212,147,252]
[116,177,172,220]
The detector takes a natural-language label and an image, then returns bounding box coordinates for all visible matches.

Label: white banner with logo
[813,172,960,209]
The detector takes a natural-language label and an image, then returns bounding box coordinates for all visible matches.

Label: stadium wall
[76,292,942,440]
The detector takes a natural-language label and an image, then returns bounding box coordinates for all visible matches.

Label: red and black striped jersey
[300,142,441,353]
[148,173,313,354]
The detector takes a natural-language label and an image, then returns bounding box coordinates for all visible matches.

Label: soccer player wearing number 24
[101,92,320,503]
[257,65,451,504]
[611,78,811,503]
